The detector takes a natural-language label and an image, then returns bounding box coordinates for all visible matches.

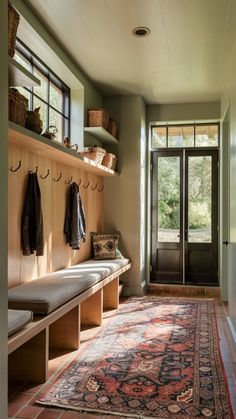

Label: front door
[151,149,218,285]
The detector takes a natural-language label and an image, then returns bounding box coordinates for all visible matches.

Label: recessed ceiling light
[132,26,151,37]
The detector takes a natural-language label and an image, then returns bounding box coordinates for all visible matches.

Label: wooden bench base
[8,263,131,383]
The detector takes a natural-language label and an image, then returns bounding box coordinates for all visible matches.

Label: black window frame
[151,122,220,149]
[15,38,71,140]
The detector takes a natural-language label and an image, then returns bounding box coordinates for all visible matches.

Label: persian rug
[38,297,233,418]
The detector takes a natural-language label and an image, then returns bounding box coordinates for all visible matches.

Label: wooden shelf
[84,127,118,144]
[9,57,41,87]
[8,122,118,177]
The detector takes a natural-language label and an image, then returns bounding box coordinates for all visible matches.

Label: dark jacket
[64,182,86,249]
[21,172,44,256]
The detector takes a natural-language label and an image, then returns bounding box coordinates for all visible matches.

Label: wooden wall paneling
[8,144,23,288]
[37,156,53,277]
[51,161,70,272]
[20,150,39,283]
[8,145,104,287]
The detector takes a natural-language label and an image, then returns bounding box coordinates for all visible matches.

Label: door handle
[223,240,229,246]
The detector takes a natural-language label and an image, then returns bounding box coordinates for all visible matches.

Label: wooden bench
[8,259,131,383]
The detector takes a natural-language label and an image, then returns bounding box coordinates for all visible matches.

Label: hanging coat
[64,182,86,249]
[21,172,44,256]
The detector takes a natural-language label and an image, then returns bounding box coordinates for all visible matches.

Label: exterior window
[15,39,70,142]
[151,124,219,149]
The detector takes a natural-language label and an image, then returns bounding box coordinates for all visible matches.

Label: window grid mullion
[47,79,50,130]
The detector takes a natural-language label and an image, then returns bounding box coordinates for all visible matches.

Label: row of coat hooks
[9,160,104,192]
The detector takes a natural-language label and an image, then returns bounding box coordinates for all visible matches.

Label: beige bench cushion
[8,259,129,315]
[8,309,33,336]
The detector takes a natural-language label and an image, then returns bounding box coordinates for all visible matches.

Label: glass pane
[32,96,47,132]
[49,108,63,141]
[50,83,63,112]
[195,125,218,147]
[157,156,180,242]
[33,69,48,101]
[168,126,194,147]
[152,127,167,148]
[188,156,212,242]
[14,52,31,71]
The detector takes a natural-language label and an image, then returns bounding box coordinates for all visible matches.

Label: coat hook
[65,176,73,185]
[83,180,90,189]
[98,185,104,192]
[40,169,50,179]
[9,160,21,172]
[53,172,62,182]
[91,183,97,191]
[78,179,82,186]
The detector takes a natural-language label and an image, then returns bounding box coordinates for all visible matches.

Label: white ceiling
[26,0,233,104]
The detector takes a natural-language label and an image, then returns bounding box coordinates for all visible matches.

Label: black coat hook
[40,169,50,179]
[91,183,97,191]
[9,160,21,172]
[53,172,62,182]
[78,179,82,186]
[83,180,90,189]
[65,176,73,184]
[98,185,104,192]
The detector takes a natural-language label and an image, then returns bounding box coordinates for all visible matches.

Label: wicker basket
[9,88,28,126]
[107,119,118,139]
[8,2,20,57]
[87,108,109,130]
[80,147,106,165]
[102,153,117,170]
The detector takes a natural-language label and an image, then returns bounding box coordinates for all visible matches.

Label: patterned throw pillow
[91,233,119,260]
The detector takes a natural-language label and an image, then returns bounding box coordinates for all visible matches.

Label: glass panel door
[151,151,183,284]
[185,150,218,285]
[151,149,218,285]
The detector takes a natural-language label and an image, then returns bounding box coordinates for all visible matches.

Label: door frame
[220,103,230,301]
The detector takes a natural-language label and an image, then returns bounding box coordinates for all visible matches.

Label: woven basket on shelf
[80,147,106,165]
[102,153,117,170]
[107,119,118,139]
[9,88,28,126]
[8,2,20,57]
[87,108,109,130]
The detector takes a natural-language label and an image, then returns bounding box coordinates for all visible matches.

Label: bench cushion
[8,309,33,336]
[8,259,129,315]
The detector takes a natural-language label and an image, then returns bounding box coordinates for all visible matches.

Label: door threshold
[148,283,220,298]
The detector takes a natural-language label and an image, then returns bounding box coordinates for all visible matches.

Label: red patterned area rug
[38,297,233,418]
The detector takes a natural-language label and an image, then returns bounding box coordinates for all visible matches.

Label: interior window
[168,126,194,148]
[195,125,218,147]
[151,123,219,149]
[14,39,70,142]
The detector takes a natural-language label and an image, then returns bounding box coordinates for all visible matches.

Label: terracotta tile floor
[8,298,236,418]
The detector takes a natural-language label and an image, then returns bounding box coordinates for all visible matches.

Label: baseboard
[227,316,236,345]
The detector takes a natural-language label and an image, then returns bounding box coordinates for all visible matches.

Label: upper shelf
[8,122,118,177]
[84,127,119,144]
[9,57,41,87]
